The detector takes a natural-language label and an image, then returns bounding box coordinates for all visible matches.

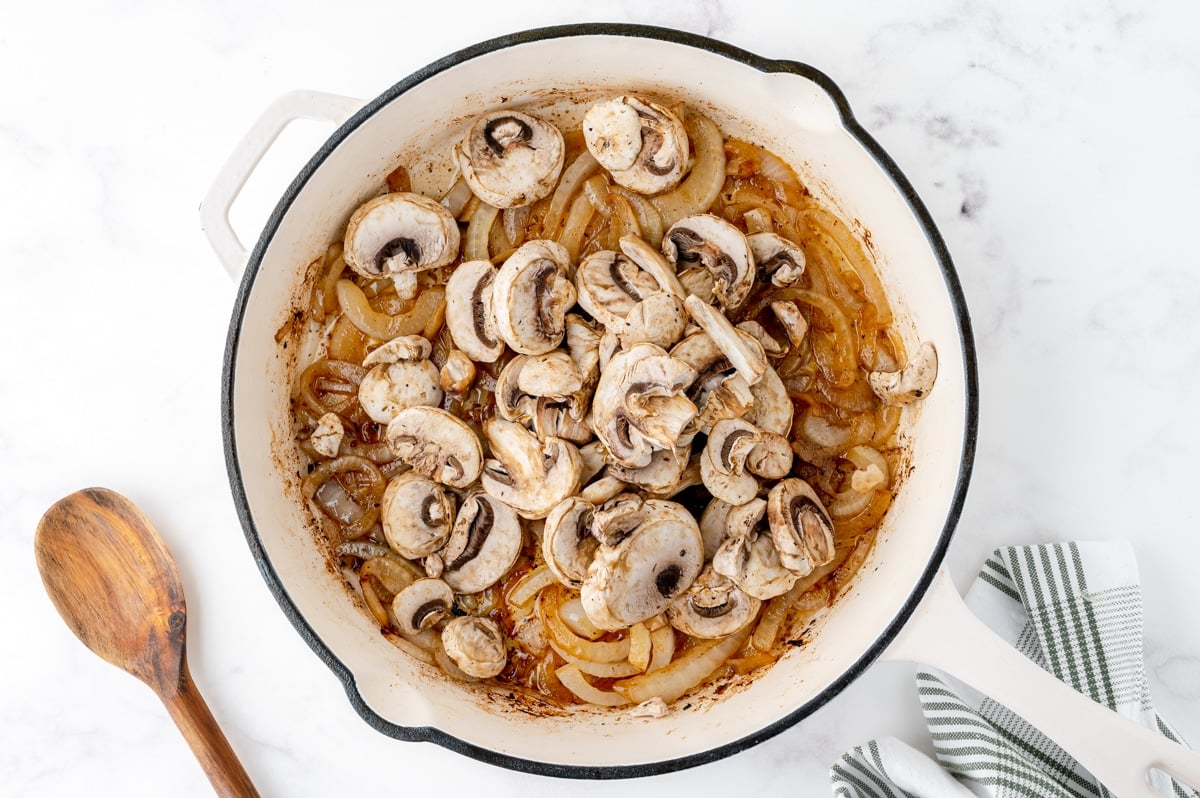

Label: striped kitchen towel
[831,542,1198,798]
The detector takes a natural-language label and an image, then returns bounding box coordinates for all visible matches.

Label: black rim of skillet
[221,21,979,781]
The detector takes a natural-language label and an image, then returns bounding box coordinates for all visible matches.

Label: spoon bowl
[35,487,258,798]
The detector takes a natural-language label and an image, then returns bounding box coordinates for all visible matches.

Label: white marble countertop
[4,1,1199,795]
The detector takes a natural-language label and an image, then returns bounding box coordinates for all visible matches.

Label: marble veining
[3,1,1198,795]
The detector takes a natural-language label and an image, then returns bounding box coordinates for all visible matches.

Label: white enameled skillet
[203,24,1200,792]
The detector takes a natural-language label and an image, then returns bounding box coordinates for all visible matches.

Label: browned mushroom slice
[766,478,836,577]
[384,406,483,489]
[455,110,565,209]
[479,418,582,519]
[444,259,504,363]
[748,231,806,288]
[343,192,460,280]
[492,240,576,355]
[663,214,756,310]
[392,578,455,636]
[441,491,523,594]
[441,616,508,678]
[542,497,598,589]
[581,499,704,631]
[868,341,939,405]
[712,498,798,600]
[582,96,689,195]
[699,418,761,506]
[666,567,761,639]
[381,472,456,559]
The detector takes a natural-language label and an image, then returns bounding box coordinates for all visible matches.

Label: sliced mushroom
[744,363,793,436]
[590,492,646,546]
[479,418,583,519]
[542,497,597,588]
[748,231,806,288]
[581,499,704,630]
[868,341,938,405]
[582,96,689,195]
[381,472,456,559]
[575,249,660,330]
[700,418,761,506]
[770,300,809,347]
[619,291,688,350]
[441,491,523,593]
[531,399,593,444]
[343,192,460,280]
[678,266,715,304]
[766,479,836,577]
[392,578,454,636]
[683,295,768,386]
[445,259,504,363]
[737,320,786,357]
[564,313,603,387]
[578,474,629,506]
[607,444,691,496]
[666,567,761,639]
[455,110,565,209]
[670,331,754,435]
[358,335,443,424]
[618,234,688,301]
[441,616,507,678]
[745,430,793,479]
[590,343,697,468]
[310,412,344,458]
[712,498,798,600]
[492,240,577,355]
[385,406,483,489]
[518,351,584,398]
[698,498,735,561]
[439,349,476,396]
[663,215,756,310]
[578,440,608,484]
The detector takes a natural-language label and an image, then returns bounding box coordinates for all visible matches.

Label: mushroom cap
[666,567,761,639]
[441,616,508,678]
[381,472,456,559]
[619,291,688,350]
[607,444,692,496]
[357,336,444,424]
[746,430,794,479]
[478,418,583,519]
[700,418,762,506]
[575,249,660,330]
[455,110,565,209]
[591,343,698,469]
[442,491,523,594]
[663,214,756,310]
[444,259,504,363]
[868,341,938,405]
[343,192,460,280]
[747,231,806,288]
[392,578,454,636]
[385,406,483,489]
[580,499,704,630]
[766,478,836,577]
[492,240,577,355]
[712,498,798,600]
[683,295,768,387]
[583,96,689,195]
[542,497,598,589]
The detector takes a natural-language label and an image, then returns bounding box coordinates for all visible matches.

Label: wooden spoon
[35,487,259,797]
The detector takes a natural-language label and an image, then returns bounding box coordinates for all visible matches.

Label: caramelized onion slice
[613,626,750,704]
[337,280,445,341]
[538,587,631,663]
[557,664,631,707]
[548,642,641,678]
[508,565,558,608]
[650,113,726,229]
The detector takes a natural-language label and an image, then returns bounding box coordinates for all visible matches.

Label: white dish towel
[830,542,1198,797]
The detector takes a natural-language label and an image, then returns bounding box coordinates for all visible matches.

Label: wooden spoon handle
[160,660,260,798]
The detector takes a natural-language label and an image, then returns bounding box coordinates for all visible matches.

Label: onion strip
[613,626,750,704]
[648,626,676,672]
[464,202,500,262]
[558,597,606,641]
[628,623,652,672]
[804,206,892,325]
[611,187,663,248]
[538,588,631,662]
[557,664,630,707]
[651,113,726,228]
[548,641,641,678]
[557,192,596,261]
[541,151,600,239]
[337,280,445,341]
[507,566,557,608]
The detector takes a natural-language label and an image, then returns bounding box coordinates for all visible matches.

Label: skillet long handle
[159,658,261,798]
[882,568,1200,798]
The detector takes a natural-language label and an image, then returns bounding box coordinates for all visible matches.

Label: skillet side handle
[883,569,1200,798]
[200,90,364,278]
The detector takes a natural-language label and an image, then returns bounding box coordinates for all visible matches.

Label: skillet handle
[883,568,1200,798]
[200,90,364,278]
